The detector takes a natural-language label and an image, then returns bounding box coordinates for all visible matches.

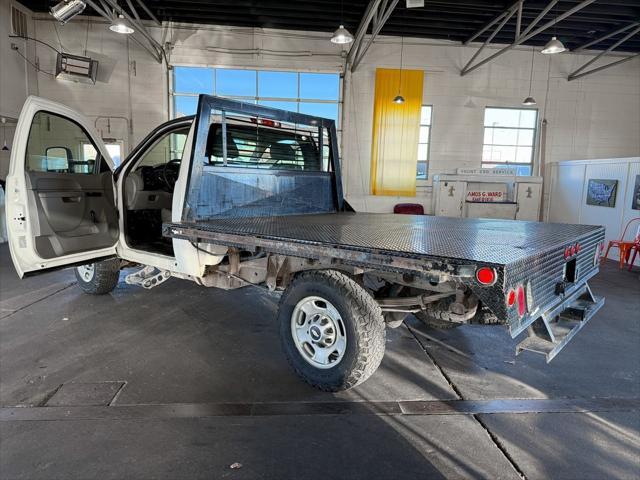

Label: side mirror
[45,146,72,172]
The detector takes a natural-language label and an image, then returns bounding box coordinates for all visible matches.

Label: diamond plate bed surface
[165,213,602,266]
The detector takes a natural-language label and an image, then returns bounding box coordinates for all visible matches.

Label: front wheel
[75,259,121,295]
[278,270,386,392]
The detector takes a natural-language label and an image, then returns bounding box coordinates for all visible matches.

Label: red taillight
[506,289,516,307]
[570,245,576,256]
[476,267,496,285]
[575,243,581,254]
[564,247,571,259]
[516,285,526,317]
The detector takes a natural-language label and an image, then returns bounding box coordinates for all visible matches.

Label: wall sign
[586,179,618,207]
[632,175,640,211]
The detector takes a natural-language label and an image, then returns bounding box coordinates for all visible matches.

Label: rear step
[516,283,604,362]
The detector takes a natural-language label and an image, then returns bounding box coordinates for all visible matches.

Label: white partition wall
[547,157,640,261]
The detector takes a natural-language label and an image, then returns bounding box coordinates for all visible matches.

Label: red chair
[394,203,424,215]
[603,217,640,269]
[627,225,640,271]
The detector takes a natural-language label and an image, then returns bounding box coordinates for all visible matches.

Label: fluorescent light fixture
[541,36,567,54]
[331,25,354,44]
[393,95,405,104]
[50,0,86,24]
[109,15,135,34]
[522,96,537,106]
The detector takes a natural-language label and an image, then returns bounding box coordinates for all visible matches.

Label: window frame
[170,66,342,128]
[417,104,432,180]
[481,106,538,176]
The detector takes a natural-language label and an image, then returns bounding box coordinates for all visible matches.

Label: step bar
[516,282,604,362]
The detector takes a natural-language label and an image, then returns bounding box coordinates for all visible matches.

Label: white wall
[5,12,640,214]
[547,157,640,261]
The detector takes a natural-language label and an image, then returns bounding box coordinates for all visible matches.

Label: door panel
[6,96,119,277]
[27,171,118,258]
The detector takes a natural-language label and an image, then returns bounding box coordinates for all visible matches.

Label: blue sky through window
[173,68,340,123]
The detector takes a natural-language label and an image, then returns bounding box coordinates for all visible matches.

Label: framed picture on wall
[632,175,640,211]
[586,179,618,207]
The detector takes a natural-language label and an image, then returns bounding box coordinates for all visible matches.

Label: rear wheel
[75,259,121,295]
[278,270,386,392]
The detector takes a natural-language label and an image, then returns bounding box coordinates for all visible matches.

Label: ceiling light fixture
[50,0,86,24]
[541,36,566,54]
[330,25,354,44]
[541,4,566,54]
[331,0,353,44]
[109,14,135,34]
[522,47,537,106]
[393,36,405,104]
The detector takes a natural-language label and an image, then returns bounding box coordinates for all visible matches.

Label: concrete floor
[0,244,638,479]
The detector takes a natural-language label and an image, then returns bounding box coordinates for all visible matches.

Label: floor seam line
[405,322,528,480]
[0,282,76,319]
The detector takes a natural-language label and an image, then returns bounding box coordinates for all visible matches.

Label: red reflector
[570,245,576,256]
[476,267,496,285]
[517,285,526,317]
[506,289,516,307]
[575,243,581,254]
[564,247,571,259]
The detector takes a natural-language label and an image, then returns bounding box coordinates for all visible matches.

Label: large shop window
[172,67,341,125]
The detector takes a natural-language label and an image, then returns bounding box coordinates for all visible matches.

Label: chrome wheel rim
[291,296,347,369]
[77,264,95,282]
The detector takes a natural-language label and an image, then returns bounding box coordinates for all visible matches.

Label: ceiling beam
[461,0,597,76]
[573,21,640,51]
[568,52,639,80]
[569,24,640,79]
[351,0,400,71]
[346,0,384,68]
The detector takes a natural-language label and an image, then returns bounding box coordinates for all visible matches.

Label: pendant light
[109,14,134,34]
[541,3,566,54]
[393,36,405,104]
[522,47,537,106]
[541,37,566,54]
[331,0,353,44]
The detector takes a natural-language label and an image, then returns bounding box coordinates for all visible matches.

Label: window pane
[417,161,427,178]
[258,100,298,112]
[174,96,198,117]
[105,143,122,166]
[484,127,519,145]
[174,67,213,94]
[206,123,323,171]
[515,146,533,163]
[26,112,100,174]
[420,106,432,125]
[516,129,534,146]
[482,145,516,163]
[258,71,298,99]
[484,108,520,128]
[216,69,256,97]
[300,73,339,100]
[299,102,339,121]
[419,126,430,143]
[138,127,190,167]
[418,143,429,161]
[518,109,537,128]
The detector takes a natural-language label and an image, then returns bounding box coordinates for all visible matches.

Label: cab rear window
[204,123,328,171]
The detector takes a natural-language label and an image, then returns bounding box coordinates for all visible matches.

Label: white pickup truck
[5,95,605,391]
